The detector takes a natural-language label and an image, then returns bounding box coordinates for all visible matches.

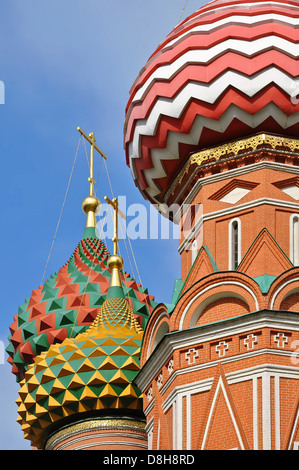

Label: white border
[229,218,241,270]
[179,281,259,330]
[290,214,299,265]
[179,197,299,253]
[270,277,299,309]
[161,364,299,450]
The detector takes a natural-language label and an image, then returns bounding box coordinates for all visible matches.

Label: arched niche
[190,291,249,328]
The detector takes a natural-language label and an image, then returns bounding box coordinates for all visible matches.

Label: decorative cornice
[174,161,299,218]
[162,362,299,413]
[167,134,299,207]
[178,197,299,253]
[135,309,299,391]
[161,348,298,397]
[45,417,146,450]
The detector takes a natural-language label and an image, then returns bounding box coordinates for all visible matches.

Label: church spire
[77,126,107,234]
[104,196,127,299]
[90,195,142,334]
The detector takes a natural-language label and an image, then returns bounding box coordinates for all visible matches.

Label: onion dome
[7,219,155,383]
[15,253,144,449]
[124,0,299,205]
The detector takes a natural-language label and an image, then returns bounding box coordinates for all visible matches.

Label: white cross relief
[157,373,163,389]
[167,358,174,375]
[185,348,199,365]
[274,332,288,349]
[244,333,258,350]
[147,386,153,402]
[216,341,229,358]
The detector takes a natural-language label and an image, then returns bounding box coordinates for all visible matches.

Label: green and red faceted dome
[124,0,299,205]
[7,229,155,382]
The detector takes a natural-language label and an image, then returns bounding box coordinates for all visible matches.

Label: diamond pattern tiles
[7,236,155,382]
[16,298,144,450]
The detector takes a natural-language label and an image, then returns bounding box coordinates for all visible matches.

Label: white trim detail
[201,376,245,450]
[274,332,288,348]
[157,373,163,390]
[175,162,299,212]
[135,311,299,393]
[275,375,281,450]
[229,218,241,270]
[157,419,160,450]
[179,281,259,330]
[176,395,183,450]
[145,417,154,450]
[179,197,299,253]
[290,214,299,266]
[191,239,198,265]
[288,409,299,450]
[173,400,176,450]
[270,277,299,309]
[185,348,199,365]
[262,372,271,450]
[186,393,191,450]
[244,333,258,350]
[160,364,299,450]
[216,340,229,358]
[147,313,169,360]
[220,187,251,204]
[253,376,259,449]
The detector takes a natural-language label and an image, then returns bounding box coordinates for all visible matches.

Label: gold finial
[104,196,126,288]
[77,126,108,228]
[82,195,100,228]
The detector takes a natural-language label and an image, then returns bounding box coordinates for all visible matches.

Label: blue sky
[0,0,204,450]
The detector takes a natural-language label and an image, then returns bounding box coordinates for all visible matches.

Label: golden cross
[77,126,107,197]
[104,196,126,256]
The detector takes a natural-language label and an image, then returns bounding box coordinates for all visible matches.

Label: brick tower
[124,0,299,450]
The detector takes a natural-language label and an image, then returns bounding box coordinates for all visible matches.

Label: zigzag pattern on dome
[124,0,299,204]
[7,233,155,382]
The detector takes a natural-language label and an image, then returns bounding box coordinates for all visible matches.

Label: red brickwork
[280,293,299,312]
[136,145,299,450]
[180,165,297,280]
[197,297,249,326]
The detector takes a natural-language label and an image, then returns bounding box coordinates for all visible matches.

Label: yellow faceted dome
[16,296,144,449]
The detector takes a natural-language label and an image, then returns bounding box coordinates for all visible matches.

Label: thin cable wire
[103,160,135,302]
[106,202,136,316]
[94,151,104,198]
[103,158,151,314]
[69,152,110,338]
[69,207,108,338]
[179,0,189,23]
[41,136,82,285]
[103,158,137,281]
[104,158,114,198]
[119,215,137,284]
[121,217,152,314]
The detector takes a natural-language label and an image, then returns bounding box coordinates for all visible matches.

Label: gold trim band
[166,133,299,200]
[45,418,146,449]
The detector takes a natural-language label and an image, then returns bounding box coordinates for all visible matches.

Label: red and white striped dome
[124,0,299,204]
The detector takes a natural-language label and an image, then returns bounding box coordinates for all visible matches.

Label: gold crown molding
[45,418,146,450]
[166,133,299,201]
